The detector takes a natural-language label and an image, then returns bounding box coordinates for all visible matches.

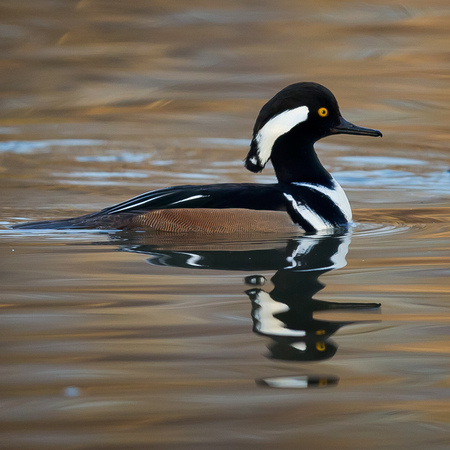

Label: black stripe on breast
[282,183,349,232]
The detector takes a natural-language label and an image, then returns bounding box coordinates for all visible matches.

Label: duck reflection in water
[244,236,379,364]
[115,231,380,389]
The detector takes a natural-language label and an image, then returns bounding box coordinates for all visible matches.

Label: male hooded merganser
[13,82,381,233]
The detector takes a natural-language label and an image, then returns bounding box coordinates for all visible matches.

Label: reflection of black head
[247,287,345,362]
[256,374,339,389]
[246,234,380,363]
[267,339,338,362]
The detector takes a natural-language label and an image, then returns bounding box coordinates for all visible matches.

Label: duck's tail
[12,213,110,230]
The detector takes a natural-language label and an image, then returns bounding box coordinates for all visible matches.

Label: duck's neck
[271,134,332,186]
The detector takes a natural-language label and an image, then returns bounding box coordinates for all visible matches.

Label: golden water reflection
[1,0,450,448]
[120,232,380,370]
[1,225,449,449]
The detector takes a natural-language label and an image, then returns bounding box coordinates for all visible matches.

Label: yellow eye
[318,107,328,117]
[316,342,326,351]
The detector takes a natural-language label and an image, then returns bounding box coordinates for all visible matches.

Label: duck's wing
[12,183,290,231]
[100,183,287,215]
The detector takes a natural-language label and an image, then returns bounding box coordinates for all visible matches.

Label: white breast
[285,178,353,231]
[297,178,352,222]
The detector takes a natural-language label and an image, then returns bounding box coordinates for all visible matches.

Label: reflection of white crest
[252,291,306,337]
[261,376,309,389]
[255,106,309,167]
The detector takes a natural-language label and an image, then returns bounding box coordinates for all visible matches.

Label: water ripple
[0,139,104,154]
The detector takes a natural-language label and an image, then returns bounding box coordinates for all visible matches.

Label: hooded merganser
[13,82,382,233]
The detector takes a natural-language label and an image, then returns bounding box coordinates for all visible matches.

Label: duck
[13,82,382,233]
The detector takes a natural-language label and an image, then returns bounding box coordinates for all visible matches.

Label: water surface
[1,1,449,449]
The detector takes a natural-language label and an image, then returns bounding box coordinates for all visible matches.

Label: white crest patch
[255,105,309,166]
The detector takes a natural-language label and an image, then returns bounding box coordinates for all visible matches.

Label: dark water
[1,1,450,449]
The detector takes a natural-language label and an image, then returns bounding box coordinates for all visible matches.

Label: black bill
[330,117,382,137]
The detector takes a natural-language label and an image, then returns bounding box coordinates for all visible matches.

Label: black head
[245,82,382,173]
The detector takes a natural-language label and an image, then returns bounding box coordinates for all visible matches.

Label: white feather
[107,193,207,215]
[283,193,333,231]
[169,194,206,205]
[255,106,309,166]
[107,192,172,214]
[294,178,352,222]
